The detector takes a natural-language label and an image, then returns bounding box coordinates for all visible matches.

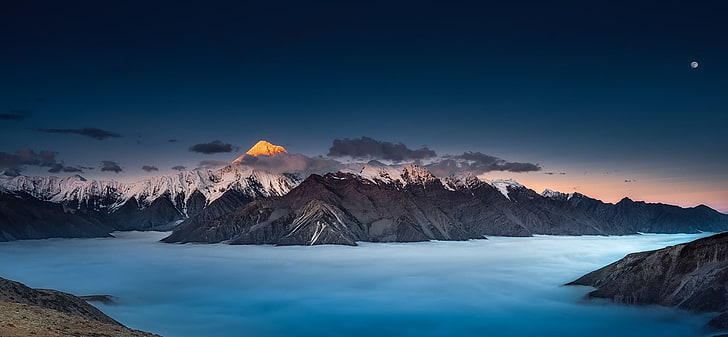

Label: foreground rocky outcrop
[0,276,159,336]
[567,232,728,332]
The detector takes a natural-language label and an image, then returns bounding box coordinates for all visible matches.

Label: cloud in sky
[189,140,238,154]
[0,148,87,176]
[198,160,230,169]
[2,168,21,177]
[222,137,543,178]
[0,109,30,121]
[325,137,540,176]
[101,160,122,173]
[172,165,187,171]
[35,127,122,140]
[0,148,57,172]
[168,139,178,143]
[427,151,540,176]
[48,163,83,173]
[235,153,342,176]
[142,165,159,173]
[328,136,437,162]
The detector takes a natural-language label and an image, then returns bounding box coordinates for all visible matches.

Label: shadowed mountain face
[568,232,728,332]
[163,168,640,245]
[0,190,113,241]
[164,171,476,245]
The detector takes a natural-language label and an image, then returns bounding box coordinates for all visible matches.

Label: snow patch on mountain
[485,179,524,200]
[541,189,575,201]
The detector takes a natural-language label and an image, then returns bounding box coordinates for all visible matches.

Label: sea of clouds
[0,232,717,337]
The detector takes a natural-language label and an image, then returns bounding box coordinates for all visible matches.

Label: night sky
[1,1,727,211]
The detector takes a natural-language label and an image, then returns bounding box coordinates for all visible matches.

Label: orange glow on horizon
[480,171,728,214]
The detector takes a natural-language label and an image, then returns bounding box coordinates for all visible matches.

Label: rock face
[0,190,113,241]
[164,170,475,245]
[163,165,639,245]
[568,232,728,331]
[0,276,158,336]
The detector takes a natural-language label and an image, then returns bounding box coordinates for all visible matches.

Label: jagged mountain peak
[443,172,483,191]
[484,179,524,200]
[541,188,573,200]
[70,174,87,181]
[400,164,438,185]
[618,196,635,203]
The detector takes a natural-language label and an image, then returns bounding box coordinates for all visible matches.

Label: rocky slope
[0,277,159,336]
[163,164,636,245]
[567,232,728,332]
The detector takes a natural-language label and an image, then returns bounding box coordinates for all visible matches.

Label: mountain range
[0,164,299,241]
[1,141,727,244]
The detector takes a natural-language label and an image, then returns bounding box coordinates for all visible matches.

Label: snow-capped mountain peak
[352,161,402,185]
[233,140,287,163]
[400,164,438,186]
[541,189,576,201]
[484,179,524,200]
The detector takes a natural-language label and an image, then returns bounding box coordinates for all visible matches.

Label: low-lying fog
[0,232,716,337]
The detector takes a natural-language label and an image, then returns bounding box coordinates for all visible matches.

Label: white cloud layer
[0,232,714,337]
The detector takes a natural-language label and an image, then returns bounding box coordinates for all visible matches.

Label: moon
[690,61,699,69]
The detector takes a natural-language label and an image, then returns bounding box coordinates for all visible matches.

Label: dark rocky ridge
[165,171,476,245]
[163,167,647,245]
[551,191,728,233]
[567,232,728,332]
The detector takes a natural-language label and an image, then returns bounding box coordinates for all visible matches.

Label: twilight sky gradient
[1,1,727,212]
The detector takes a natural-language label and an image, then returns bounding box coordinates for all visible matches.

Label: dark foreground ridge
[567,232,728,333]
[0,276,159,336]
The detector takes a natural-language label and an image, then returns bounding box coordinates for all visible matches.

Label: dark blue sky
[1,1,726,210]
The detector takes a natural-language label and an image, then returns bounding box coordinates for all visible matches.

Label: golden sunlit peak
[233,140,287,162]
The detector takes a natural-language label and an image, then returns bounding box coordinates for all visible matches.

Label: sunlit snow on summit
[233,140,288,163]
